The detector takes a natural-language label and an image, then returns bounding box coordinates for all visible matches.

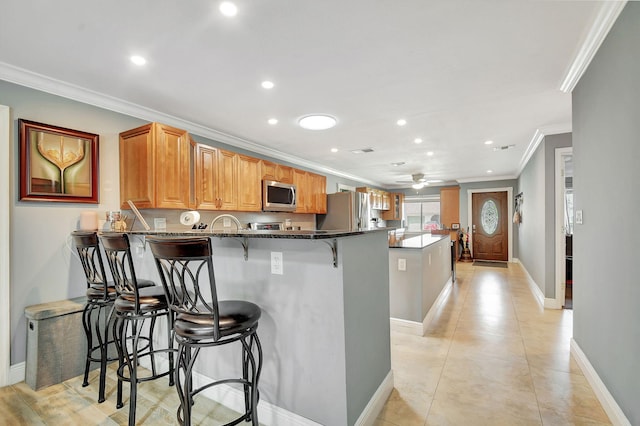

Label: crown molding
[559,1,627,93]
[517,123,572,176]
[0,61,382,188]
[456,174,518,184]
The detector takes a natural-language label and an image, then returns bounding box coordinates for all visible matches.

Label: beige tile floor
[0,261,610,425]
[376,261,610,426]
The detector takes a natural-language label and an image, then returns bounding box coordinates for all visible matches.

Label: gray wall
[572,3,639,424]
[517,134,571,297]
[0,79,371,365]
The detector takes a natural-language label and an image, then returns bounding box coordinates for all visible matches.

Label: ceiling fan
[396,173,429,189]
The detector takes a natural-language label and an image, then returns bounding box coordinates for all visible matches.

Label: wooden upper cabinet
[119,122,191,209]
[237,154,262,211]
[440,186,460,228]
[194,143,219,210]
[309,172,327,214]
[293,168,309,213]
[382,192,404,220]
[261,160,294,184]
[216,149,238,210]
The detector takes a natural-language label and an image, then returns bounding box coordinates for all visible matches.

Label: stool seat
[86,286,117,300]
[114,286,168,312]
[175,300,261,340]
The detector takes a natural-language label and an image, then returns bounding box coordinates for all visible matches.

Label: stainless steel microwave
[263,180,297,212]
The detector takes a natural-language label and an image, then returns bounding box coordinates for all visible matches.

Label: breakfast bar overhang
[126,228,393,426]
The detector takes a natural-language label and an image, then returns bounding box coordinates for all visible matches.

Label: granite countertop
[114,227,392,240]
[389,233,450,249]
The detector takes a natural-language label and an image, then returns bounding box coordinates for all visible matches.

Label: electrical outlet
[271,252,283,275]
[223,217,231,227]
[398,258,406,271]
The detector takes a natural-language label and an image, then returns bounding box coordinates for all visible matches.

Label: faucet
[210,214,244,231]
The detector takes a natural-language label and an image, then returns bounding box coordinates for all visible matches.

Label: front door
[472,191,508,261]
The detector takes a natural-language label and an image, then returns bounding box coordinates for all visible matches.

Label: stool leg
[128,318,140,426]
[114,315,125,409]
[175,344,187,425]
[81,303,94,388]
[167,311,175,387]
[250,332,263,426]
[182,344,194,426]
[95,304,108,403]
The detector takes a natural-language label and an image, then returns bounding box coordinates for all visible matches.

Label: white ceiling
[0,1,623,188]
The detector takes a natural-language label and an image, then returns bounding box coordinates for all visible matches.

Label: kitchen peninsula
[123,227,392,426]
[388,233,453,336]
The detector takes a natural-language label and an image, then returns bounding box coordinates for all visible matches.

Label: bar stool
[147,237,263,426]
[71,231,155,403]
[99,233,175,426]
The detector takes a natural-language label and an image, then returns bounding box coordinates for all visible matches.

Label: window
[403,196,441,232]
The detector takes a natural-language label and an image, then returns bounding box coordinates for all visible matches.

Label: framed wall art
[19,119,99,203]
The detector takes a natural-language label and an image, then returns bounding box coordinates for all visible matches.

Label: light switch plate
[223,217,231,227]
[576,210,583,224]
[271,252,283,275]
[398,258,406,271]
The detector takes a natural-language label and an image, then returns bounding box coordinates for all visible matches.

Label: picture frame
[19,119,99,203]
[451,223,460,230]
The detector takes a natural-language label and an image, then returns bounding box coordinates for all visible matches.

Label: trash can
[24,296,89,390]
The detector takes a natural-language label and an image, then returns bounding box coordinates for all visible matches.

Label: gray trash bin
[24,296,90,390]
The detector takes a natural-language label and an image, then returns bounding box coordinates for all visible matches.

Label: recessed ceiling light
[130,55,146,66]
[487,169,493,174]
[484,140,494,145]
[219,1,238,17]
[298,114,337,130]
[426,151,434,156]
[261,81,274,89]
[414,138,423,144]
[267,118,278,125]
[331,148,338,153]
[397,119,407,126]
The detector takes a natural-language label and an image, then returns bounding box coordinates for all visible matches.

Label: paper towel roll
[180,211,201,226]
[79,211,98,231]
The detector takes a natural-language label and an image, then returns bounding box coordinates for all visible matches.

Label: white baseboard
[390,277,453,336]
[517,261,545,308]
[9,362,25,385]
[141,357,392,426]
[354,370,394,426]
[570,339,631,426]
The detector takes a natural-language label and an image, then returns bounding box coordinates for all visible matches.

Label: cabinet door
[382,192,404,220]
[119,123,154,209]
[237,154,262,211]
[276,165,294,184]
[261,160,277,181]
[217,149,238,210]
[309,172,327,213]
[154,124,191,209]
[440,186,460,228]
[194,144,219,210]
[293,168,309,213]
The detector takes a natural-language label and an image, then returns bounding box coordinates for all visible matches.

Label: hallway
[376,261,610,425]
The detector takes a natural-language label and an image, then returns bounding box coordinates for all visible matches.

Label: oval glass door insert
[481,199,499,234]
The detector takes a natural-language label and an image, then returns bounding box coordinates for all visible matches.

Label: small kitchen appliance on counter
[247,222,284,231]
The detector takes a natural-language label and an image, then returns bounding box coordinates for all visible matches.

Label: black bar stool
[148,237,263,426]
[99,233,175,426]
[71,231,155,403]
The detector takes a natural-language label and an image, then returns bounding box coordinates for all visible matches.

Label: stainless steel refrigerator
[316,191,372,231]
